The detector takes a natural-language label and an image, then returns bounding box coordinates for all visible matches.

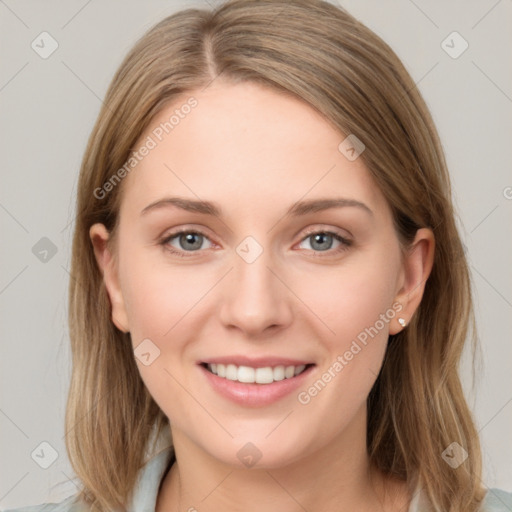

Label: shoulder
[2,494,89,512]
[3,444,175,512]
[481,488,512,511]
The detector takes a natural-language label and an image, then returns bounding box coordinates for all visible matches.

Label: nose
[219,245,293,338]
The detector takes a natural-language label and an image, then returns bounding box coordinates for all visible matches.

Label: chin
[197,429,315,470]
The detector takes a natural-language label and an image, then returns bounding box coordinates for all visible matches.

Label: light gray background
[1,0,511,508]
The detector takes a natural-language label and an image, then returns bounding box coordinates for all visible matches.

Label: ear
[389,228,435,335]
[89,223,130,333]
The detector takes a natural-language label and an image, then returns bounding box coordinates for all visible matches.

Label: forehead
[119,81,387,220]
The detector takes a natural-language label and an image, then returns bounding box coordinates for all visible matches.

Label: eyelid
[299,225,352,243]
[160,224,215,241]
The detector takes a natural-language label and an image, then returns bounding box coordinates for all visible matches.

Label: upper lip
[200,356,314,367]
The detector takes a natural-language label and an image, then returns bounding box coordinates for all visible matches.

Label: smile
[199,360,316,407]
[204,363,310,384]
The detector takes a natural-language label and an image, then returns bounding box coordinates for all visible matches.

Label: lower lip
[199,364,315,407]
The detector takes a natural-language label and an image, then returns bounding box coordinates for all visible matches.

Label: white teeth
[237,366,255,383]
[284,366,295,379]
[217,364,226,377]
[206,363,309,384]
[294,364,306,376]
[255,367,274,384]
[273,365,285,381]
[226,364,238,380]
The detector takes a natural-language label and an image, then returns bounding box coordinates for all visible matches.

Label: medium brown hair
[66,1,484,510]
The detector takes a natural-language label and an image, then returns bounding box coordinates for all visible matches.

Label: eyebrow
[140,196,373,217]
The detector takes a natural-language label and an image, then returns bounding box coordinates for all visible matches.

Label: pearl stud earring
[398,318,406,327]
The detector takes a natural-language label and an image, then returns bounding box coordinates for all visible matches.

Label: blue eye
[298,231,352,254]
[159,229,351,258]
[161,230,213,255]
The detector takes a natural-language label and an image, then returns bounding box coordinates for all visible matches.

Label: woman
[6,0,512,511]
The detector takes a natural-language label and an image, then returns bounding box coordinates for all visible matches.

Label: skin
[90,81,434,512]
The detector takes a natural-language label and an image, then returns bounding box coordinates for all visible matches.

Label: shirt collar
[127,445,174,512]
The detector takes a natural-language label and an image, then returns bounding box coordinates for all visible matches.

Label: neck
[156,407,409,512]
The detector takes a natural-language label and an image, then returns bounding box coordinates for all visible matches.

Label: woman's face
[91,81,423,469]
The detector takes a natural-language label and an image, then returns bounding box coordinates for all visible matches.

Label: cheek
[118,249,218,420]
[296,254,399,350]
[118,249,209,423]
[291,249,400,410]
[291,257,398,433]
[120,247,211,342]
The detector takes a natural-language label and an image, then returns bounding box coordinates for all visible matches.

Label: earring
[398,317,406,327]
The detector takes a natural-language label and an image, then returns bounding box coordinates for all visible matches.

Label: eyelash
[159,227,352,259]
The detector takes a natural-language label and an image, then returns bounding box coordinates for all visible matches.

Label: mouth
[199,359,316,407]
[200,362,314,385]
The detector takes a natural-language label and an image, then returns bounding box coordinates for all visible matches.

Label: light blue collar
[127,446,174,512]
